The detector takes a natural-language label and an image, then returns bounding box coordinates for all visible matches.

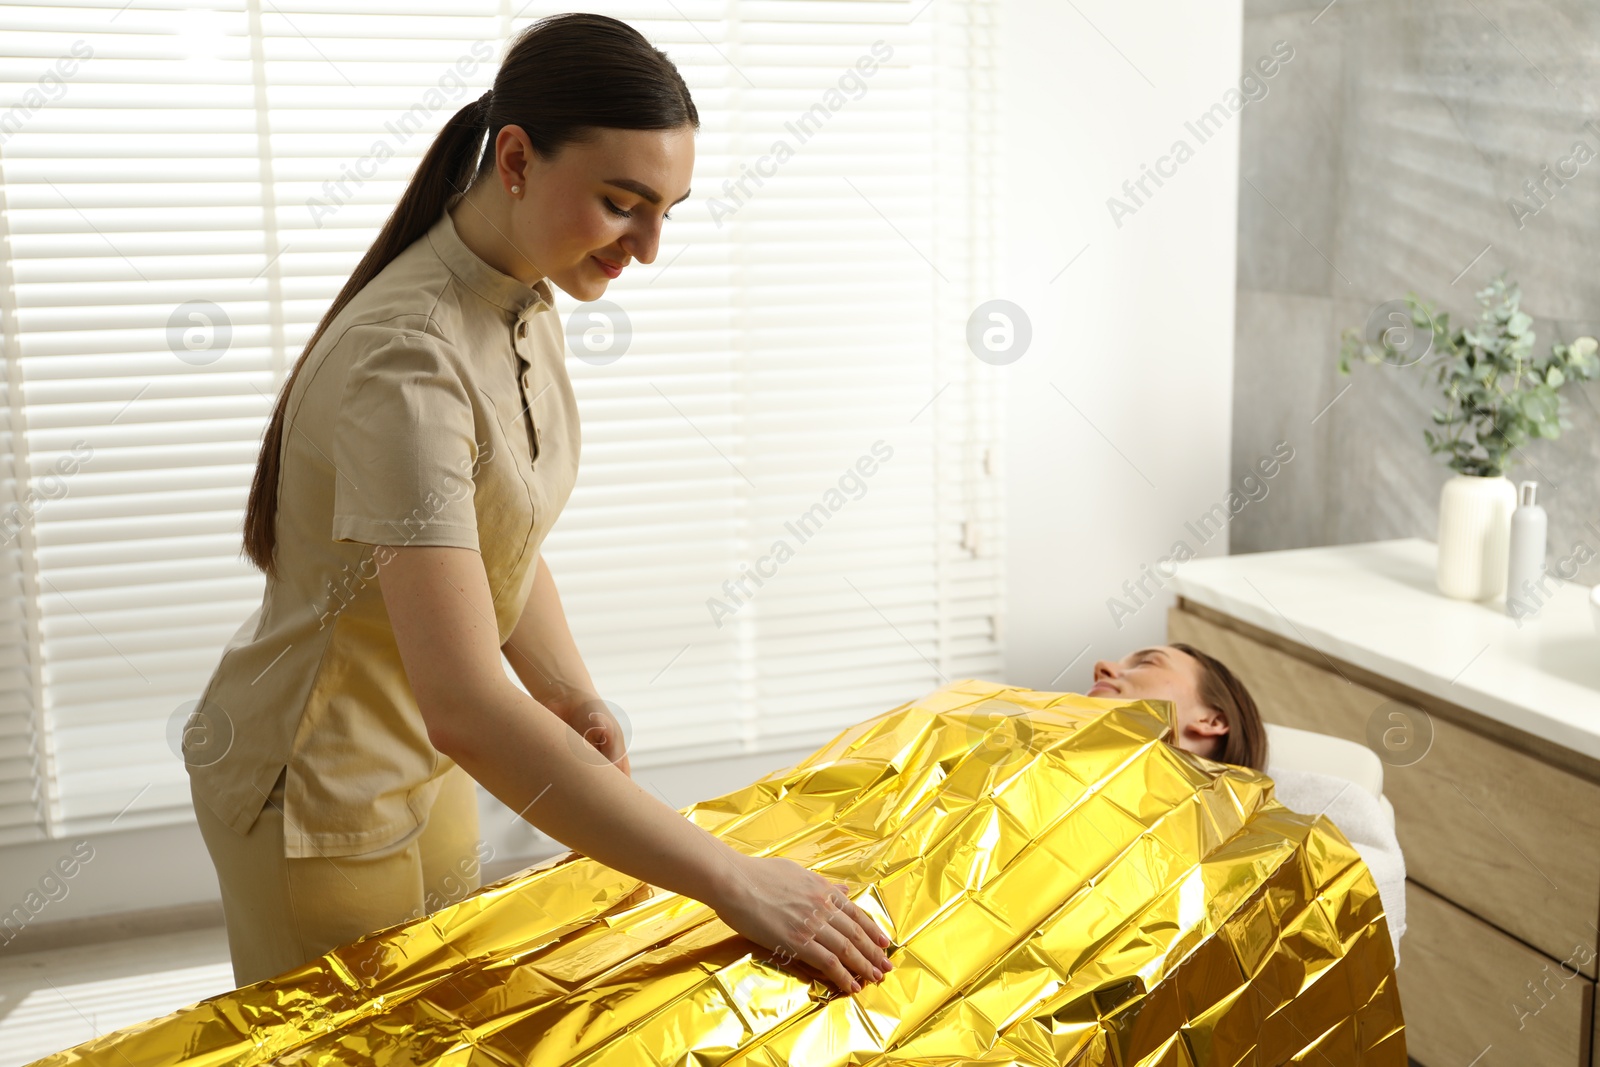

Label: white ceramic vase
[1436,473,1517,600]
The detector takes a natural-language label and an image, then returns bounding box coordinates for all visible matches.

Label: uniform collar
[426,203,553,319]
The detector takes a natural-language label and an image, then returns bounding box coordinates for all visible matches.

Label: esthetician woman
[184,13,892,994]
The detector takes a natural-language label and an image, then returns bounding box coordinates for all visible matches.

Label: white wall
[999,0,1244,688]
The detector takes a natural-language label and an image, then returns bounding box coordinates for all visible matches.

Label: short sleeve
[330,332,482,551]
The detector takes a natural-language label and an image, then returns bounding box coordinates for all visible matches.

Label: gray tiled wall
[1233,0,1600,583]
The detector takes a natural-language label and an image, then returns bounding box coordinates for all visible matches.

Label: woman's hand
[711,852,894,995]
[561,694,632,777]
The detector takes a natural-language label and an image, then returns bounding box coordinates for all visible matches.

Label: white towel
[1265,764,1407,967]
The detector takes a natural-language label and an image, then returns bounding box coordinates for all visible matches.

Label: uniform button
[516,320,528,339]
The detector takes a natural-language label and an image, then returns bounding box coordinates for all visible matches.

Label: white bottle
[1505,480,1548,619]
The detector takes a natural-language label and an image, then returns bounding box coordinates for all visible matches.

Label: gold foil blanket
[36,679,1405,1065]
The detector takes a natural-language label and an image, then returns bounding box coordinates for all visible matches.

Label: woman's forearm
[439,682,895,994]
[435,677,740,905]
[502,554,600,720]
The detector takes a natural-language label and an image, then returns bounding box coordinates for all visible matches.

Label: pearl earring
[511,185,520,194]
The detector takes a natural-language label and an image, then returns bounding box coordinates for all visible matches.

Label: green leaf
[1545,366,1564,389]
[1524,391,1559,422]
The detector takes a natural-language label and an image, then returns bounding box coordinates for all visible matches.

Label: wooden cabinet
[1168,599,1600,1067]
[1402,880,1593,1066]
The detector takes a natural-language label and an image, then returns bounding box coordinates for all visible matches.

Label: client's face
[1086,646,1228,760]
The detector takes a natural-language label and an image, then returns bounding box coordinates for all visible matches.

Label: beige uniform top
[185,202,580,858]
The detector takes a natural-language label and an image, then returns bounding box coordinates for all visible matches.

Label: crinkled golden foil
[36,679,1404,1065]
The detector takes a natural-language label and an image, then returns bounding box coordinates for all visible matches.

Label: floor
[0,927,234,1065]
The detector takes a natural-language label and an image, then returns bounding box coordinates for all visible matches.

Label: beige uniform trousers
[192,762,482,988]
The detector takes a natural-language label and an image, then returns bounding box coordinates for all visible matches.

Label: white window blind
[0,0,1002,846]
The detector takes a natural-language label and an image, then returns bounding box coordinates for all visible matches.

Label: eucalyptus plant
[1338,273,1600,477]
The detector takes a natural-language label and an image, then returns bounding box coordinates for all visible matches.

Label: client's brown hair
[1170,642,1269,771]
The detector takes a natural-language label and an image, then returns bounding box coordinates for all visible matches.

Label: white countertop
[1169,538,1600,762]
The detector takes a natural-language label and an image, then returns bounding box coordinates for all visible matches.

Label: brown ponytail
[1170,642,1270,771]
[242,13,699,576]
